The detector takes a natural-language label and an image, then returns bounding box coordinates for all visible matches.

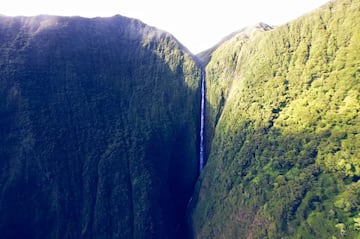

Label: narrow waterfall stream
[199,69,205,173]
[185,68,206,210]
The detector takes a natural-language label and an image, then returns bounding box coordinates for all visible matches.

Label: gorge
[0,0,360,238]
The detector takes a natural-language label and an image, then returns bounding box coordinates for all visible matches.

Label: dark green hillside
[0,15,200,238]
[190,0,360,238]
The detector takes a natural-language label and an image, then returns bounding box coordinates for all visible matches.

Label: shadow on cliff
[0,15,201,239]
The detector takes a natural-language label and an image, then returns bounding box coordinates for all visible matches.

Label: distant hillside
[197,22,273,67]
[0,15,200,239]
[189,0,360,238]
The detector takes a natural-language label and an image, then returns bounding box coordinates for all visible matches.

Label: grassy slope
[0,15,200,239]
[190,0,360,238]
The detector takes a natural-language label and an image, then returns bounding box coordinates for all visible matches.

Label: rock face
[190,0,360,238]
[0,15,200,239]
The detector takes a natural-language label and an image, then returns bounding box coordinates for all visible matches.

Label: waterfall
[199,69,205,173]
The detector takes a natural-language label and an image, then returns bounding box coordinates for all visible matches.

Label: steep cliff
[190,0,360,238]
[0,15,200,239]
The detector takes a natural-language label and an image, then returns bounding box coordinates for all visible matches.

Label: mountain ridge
[196,22,274,66]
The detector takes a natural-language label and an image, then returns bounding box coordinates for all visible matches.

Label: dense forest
[190,0,360,238]
[0,15,200,238]
[0,0,359,238]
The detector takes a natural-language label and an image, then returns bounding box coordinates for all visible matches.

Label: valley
[0,0,359,238]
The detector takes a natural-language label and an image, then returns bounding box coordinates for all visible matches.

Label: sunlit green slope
[190,0,360,238]
[0,15,200,239]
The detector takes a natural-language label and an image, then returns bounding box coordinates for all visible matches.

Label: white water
[199,69,205,173]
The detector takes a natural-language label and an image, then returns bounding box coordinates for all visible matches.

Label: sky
[1,0,330,53]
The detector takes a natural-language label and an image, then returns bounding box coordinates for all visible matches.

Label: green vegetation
[198,22,273,161]
[1,1,359,238]
[0,15,200,238]
[190,0,360,238]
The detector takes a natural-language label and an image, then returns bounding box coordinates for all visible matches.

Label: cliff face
[2,1,360,238]
[0,15,200,239]
[190,0,360,238]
